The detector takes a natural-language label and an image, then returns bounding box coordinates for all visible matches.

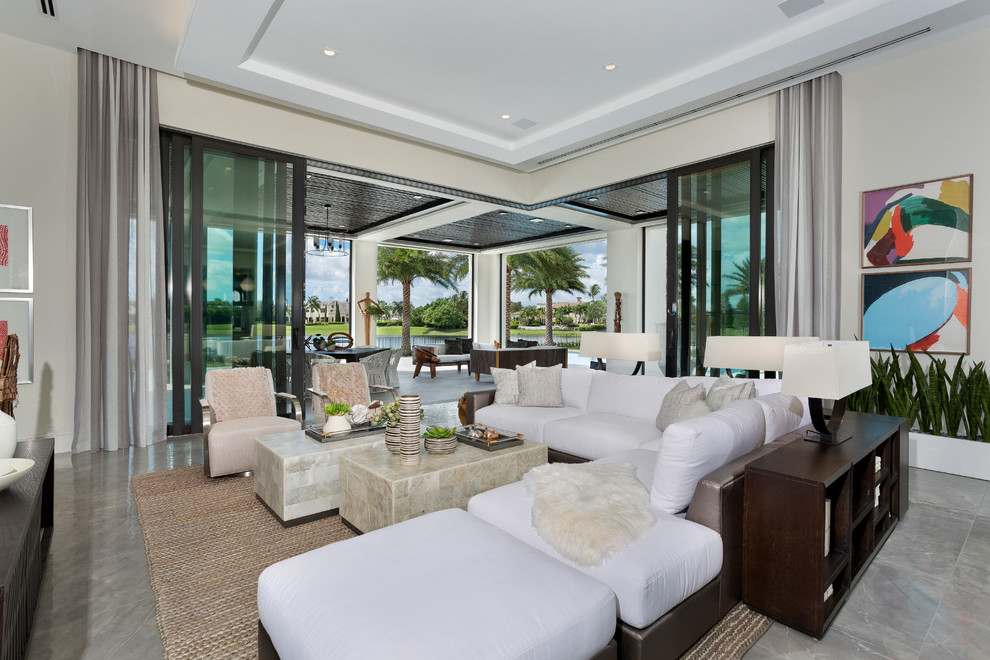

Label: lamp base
[803,429,851,445]
[631,361,646,376]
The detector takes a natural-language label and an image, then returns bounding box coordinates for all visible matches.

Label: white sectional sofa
[466,368,809,462]
[259,368,813,660]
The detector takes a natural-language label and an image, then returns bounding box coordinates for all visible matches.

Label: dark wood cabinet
[1,438,54,660]
[742,412,908,638]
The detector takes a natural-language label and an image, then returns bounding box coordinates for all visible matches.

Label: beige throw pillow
[655,380,707,430]
[706,375,757,411]
[492,361,537,404]
[516,364,565,408]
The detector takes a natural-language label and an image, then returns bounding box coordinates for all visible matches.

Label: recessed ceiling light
[413,195,423,199]
[563,224,572,228]
[473,242,480,246]
[224,166,232,172]
[501,114,511,120]
[442,238,453,242]
[338,225,346,229]
[588,197,599,202]
[603,63,617,71]
[636,210,646,214]
[530,218,543,223]
[498,210,508,216]
[323,48,337,57]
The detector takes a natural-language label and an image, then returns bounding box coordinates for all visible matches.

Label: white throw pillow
[754,393,806,444]
[491,361,537,404]
[655,380,707,430]
[678,398,713,423]
[650,398,767,514]
[706,375,757,411]
[516,364,565,408]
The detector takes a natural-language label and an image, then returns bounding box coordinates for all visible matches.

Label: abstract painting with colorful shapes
[862,175,972,268]
[862,269,970,354]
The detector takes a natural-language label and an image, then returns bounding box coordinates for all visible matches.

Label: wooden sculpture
[613,292,622,333]
[0,334,19,417]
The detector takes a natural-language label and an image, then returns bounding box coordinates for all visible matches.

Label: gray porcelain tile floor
[22,395,990,658]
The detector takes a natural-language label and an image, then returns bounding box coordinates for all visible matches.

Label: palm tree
[377,248,469,355]
[512,247,588,345]
[588,283,601,301]
[305,295,323,323]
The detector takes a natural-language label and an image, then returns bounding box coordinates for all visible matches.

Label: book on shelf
[824,583,834,602]
[875,455,882,474]
[824,498,831,557]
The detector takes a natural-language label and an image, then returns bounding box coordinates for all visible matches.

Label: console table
[1,438,54,660]
[742,412,908,638]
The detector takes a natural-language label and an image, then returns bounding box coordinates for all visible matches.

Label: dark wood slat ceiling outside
[398,211,591,249]
[566,178,668,221]
[305,171,449,233]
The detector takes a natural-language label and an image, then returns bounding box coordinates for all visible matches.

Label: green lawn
[305,323,468,337]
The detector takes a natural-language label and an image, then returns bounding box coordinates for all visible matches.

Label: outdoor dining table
[307,346,388,363]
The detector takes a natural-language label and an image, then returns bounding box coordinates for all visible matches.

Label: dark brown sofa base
[259,620,618,659]
[618,577,721,660]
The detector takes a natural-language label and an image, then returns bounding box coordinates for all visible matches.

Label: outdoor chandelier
[307,203,350,257]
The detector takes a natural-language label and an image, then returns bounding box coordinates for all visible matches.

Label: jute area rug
[132,465,770,660]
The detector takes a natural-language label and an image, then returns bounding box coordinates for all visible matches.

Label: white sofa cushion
[585,372,680,422]
[561,368,597,410]
[258,508,617,660]
[650,398,767,514]
[468,450,722,629]
[543,413,663,460]
[475,403,582,443]
[754,393,808,444]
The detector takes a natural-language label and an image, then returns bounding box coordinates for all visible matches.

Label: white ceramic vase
[0,411,16,459]
[322,415,351,436]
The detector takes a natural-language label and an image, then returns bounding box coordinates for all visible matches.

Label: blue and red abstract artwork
[862,269,970,354]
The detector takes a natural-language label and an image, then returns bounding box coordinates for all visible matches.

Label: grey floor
[21,362,990,658]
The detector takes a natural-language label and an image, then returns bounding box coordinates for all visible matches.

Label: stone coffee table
[339,438,547,533]
[255,429,386,526]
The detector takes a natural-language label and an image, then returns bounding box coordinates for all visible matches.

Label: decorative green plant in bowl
[424,426,455,439]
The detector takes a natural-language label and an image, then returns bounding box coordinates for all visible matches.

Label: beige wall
[474,254,501,345]
[840,25,990,364]
[0,34,77,451]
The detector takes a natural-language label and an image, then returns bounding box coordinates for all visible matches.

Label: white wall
[474,253,501,345]
[350,240,378,346]
[840,25,990,365]
[0,34,77,450]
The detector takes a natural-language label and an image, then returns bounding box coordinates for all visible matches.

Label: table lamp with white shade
[703,335,819,375]
[781,340,873,444]
[578,332,662,375]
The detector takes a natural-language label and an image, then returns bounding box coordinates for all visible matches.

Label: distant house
[305,298,350,324]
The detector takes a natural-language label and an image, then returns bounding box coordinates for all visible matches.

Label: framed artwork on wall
[861,269,970,354]
[862,174,972,268]
[0,298,33,383]
[0,204,33,292]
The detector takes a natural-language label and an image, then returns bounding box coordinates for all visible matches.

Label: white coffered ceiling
[2,0,989,171]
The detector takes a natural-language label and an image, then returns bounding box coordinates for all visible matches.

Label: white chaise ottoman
[258,508,618,660]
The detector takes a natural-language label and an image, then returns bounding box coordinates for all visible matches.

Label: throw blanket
[524,462,656,567]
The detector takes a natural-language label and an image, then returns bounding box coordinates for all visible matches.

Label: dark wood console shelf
[742,413,908,639]
[1,438,54,660]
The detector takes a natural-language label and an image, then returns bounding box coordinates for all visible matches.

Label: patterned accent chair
[384,348,402,389]
[359,349,392,390]
[310,362,396,425]
[201,367,303,478]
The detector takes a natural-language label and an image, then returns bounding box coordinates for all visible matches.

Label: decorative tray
[455,424,524,451]
[305,422,386,443]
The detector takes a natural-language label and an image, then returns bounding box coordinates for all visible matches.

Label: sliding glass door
[163,133,305,435]
[665,148,774,376]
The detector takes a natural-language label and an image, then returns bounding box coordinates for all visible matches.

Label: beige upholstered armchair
[200,367,303,478]
[310,362,396,425]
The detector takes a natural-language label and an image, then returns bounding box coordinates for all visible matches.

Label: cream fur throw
[524,462,656,567]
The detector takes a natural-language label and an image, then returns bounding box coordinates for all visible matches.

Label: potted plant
[322,391,352,435]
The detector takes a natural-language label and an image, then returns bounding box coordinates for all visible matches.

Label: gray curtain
[74,50,166,452]
[775,72,842,339]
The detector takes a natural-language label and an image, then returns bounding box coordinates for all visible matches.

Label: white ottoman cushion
[469,450,722,629]
[258,508,616,660]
